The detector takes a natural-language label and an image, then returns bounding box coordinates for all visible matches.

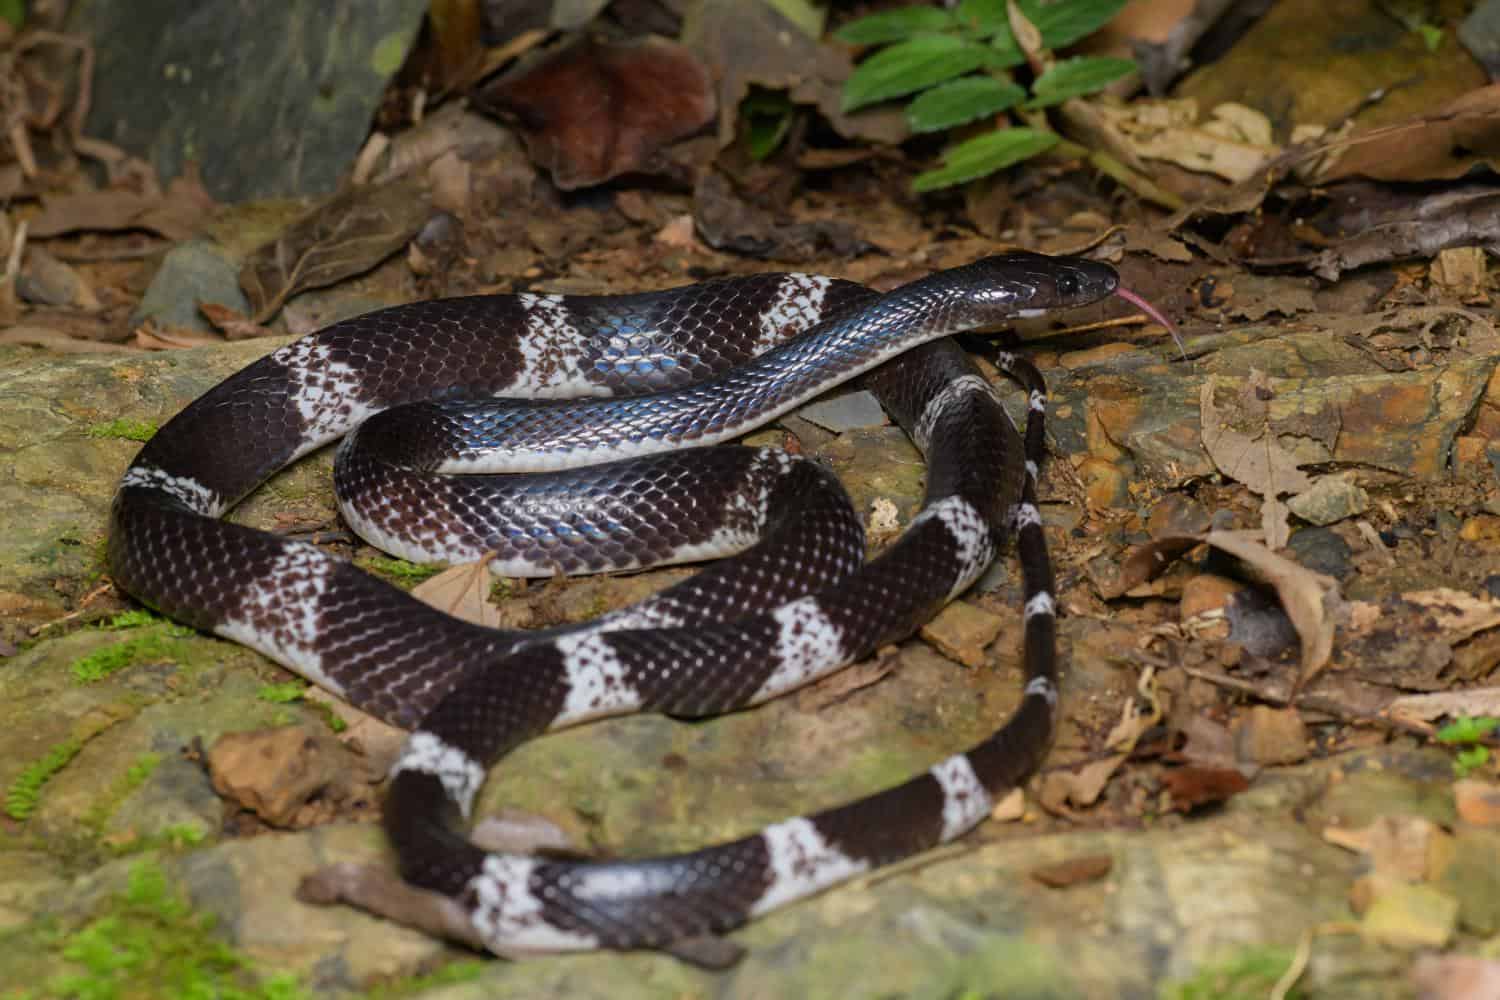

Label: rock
[1287,473,1369,525]
[1360,883,1460,950]
[1287,526,1354,580]
[1434,827,1500,934]
[796,390,888,432]
[1453,779,1500,827]
[69,0,428,200]
[132,240,250,332]
[1232,705,1309,767]
[919,602,1005,667]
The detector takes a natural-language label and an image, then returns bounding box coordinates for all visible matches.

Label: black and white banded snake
[107,252,1177,963]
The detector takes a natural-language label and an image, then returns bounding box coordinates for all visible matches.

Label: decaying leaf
[28,183,212,242]
[475,36,715,190]
[411,557,504,629]
[1092,97,1280,182]
[682,0,908,148]
[1307,188,1500,282]
[1038,668,1161,811]
[239,176,431,322]
[1159,766,1249,812]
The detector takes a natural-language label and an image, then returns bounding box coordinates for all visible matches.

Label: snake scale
[108,252,1169,961]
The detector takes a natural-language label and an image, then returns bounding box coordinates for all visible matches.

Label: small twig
[4,218,27,280]
[27,581,116,636]
[1271,925,1314,1000]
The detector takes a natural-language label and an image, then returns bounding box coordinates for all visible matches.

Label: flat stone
[796,389,888,432]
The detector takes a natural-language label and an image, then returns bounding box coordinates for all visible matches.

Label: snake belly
[108,252,1119,958]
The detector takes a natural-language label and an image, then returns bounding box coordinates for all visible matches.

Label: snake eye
[1055,272,1080,298]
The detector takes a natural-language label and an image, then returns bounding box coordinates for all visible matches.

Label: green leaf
[741,89,796,160]
[1454,745,1490,778]
[1026,0,1129,49]
[842,35,1006,112]
[956,0,1127,48]
[0,0,23,29]
[834,7,954,45]
[906,76,1026,133]
[1437,715,1500,744]
[954,0,1007,37]
[764,0,826,38]
[1027,56,1136,108]
[912,127,1059,192]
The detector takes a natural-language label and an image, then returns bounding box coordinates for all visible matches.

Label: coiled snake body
[109,253,1144,960]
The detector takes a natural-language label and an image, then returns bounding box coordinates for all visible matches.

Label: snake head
[965,252,1119,318]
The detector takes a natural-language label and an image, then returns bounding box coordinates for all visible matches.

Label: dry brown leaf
[1200,375,1316,497]
[1159,766,1249,813]
[1029,854,1112,888]
[1401,588,1500,642]
[239,176,431,322]
[200,302,273,341]
[475,36,715,190]
[1386,687,1500,724]
[1094,98,1280,182]
[1323,815,1449,881]
[1201,530,1337,685]
[1199,376,1314,548]
[1112,529,1337,683]
[1315,83,1500,184]
[131,322,223,350]
[411,557,504,628]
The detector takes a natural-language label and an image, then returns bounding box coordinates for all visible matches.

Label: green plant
[358,555,445,586]
[6,739,83,820]
[1436,715,1498,777]
[86,419,158,442]
[256,680,346,732]
[48,861,308,1000]
[837,0,1135,191]
[1160,945,1301,1000]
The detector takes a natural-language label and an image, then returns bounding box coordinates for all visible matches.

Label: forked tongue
[1115,286,1185,359]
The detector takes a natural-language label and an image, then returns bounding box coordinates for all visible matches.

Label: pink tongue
[1115,286,1185,358]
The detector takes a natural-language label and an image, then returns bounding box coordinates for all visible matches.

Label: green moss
[256,681,308,704]
[46,860,309,1000]
[105,610,160,630]
[367,958,487,998]
[86,419,158,443]
[256,681,346,732]
[6,739,83,820]
[1160,946,1300,1000]
[82,753,163,833]
[71,623,192,683]
[358,555,445,587]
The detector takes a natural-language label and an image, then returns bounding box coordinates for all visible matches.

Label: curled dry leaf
[199,302,273,341]
[1112,529,1338,684]
[475,36,715,190]
[239,176,431,322]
